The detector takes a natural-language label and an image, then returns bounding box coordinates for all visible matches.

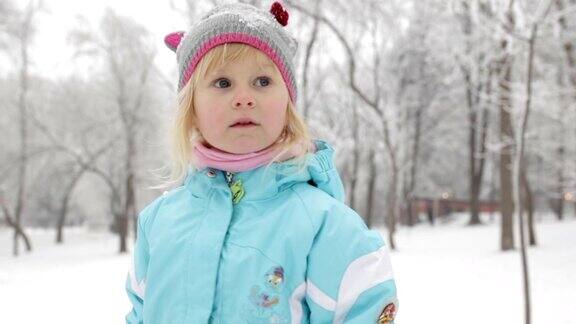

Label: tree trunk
[460,1,482,226]
[405,103,423,227]
[460,1,491,226]
[349,104,361,211]
[498,6,515,252]
[514,27,534,324]
[521,163,536,246]
[554,147,565,221]
[14,15,32,257]
[465,67,482,226]
[498,79,515,250]
[120,146,136,254]
[513,6,550,319]
[386,160,398,250]
[1,198,32,252]
[56,170,84,244]
[365,149,377,228]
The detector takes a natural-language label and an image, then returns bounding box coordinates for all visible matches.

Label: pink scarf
[193,140,314,172]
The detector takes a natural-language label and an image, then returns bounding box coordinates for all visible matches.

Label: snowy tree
[68,9,160,253]
[0,0,46,257]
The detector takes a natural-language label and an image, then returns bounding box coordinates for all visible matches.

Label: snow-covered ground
[0,215,574,323]
[390,214,575,324]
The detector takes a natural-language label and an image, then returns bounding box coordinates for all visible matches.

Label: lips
[230,118,259,127]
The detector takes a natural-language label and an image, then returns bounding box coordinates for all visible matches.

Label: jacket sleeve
[125,199,158,324]
[304,204,398,324]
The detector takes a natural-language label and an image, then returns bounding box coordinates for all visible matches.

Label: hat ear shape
[164,31,185,52]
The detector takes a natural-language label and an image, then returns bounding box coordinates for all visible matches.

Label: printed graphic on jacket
[241,266,289,323]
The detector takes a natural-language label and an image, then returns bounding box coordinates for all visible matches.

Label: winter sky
[3,0,188,79]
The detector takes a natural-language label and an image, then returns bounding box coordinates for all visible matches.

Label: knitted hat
[163,1,299,103]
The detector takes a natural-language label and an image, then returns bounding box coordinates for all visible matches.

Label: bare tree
[2,0,45,256]
[286,0,405,249]
[29,109,115,242]
[391,6,447,227]
[365,148,378,227]
[69,9,157,253]
[0,189,32,251]
[453,0,494,226]
[555,0,576,215]
[511,1,554,322]
[490,0,517,251]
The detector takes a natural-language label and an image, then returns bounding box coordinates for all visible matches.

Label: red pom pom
[270,1,289,26]
[270,2,283,14]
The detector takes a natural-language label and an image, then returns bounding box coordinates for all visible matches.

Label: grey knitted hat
[164,1,299,103]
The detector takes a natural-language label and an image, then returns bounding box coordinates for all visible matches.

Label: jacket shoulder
[137,186,187,230]
[291,183,376,240]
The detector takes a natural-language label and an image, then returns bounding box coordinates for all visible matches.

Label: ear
[164,31,185,52]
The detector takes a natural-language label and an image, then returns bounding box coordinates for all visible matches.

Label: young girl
[125,2,397,323]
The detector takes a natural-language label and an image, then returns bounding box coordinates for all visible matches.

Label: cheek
[194,97,226,134]
[197,108,217,129]
[262,100,288,132]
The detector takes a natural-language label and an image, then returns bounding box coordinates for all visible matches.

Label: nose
[232,92,255,109]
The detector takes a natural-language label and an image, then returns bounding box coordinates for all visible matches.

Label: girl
[125,2,397,323]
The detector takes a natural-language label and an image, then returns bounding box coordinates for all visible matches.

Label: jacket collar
[183,139,345,202]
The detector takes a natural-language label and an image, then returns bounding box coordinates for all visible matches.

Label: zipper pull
[225,171,245,204]
[225,171,234,185]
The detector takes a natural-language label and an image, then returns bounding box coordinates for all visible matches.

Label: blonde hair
[156,43,313,189]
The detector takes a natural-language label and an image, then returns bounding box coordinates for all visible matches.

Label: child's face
[193,50,290,154]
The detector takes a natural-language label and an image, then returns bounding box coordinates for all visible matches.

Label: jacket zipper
[225,171,234,185]
[224,171,245,204]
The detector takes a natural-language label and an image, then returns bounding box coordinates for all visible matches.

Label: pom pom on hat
[270,1,289,26]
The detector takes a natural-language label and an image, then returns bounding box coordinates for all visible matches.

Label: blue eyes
[215,79,231,88]
[256,77,270,87]
[213,77,271,89]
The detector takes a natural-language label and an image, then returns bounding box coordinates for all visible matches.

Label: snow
[389,214,576,324]
[0,228,130,323]
[1,215,574,323]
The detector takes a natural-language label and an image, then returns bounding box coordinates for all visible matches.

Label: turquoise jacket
[125,140,397,323]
